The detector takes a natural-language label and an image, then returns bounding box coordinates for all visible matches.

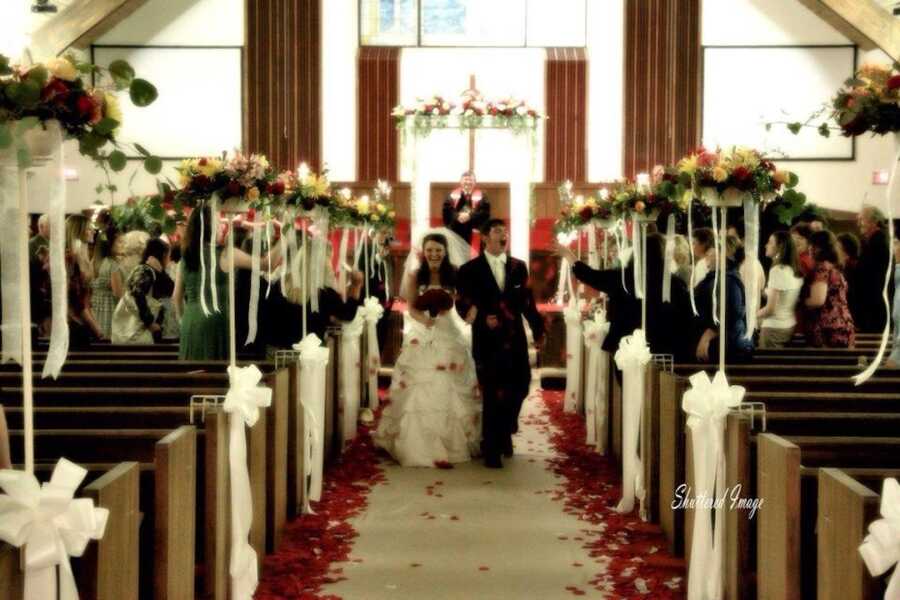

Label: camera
[32,1,58,13]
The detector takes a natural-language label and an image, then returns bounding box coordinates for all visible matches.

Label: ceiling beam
[31,0,148,60]
[797,0,900,61]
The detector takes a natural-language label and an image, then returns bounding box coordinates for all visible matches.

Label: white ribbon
[663,213,676,303]
[286,220,302,299]
[614,330,651,518]
[0,458,109,600]
[632,216,644,300]
[682,370,745,600]
[743,198,760,339]
[208,194,221,313]
[859,477,900,600]
[41,124,68,379]
[563,297,584,413]
[340,313,365,446]
[222,364,272,600]
[583,310,610,450]
[0,163,22,365]
[245,212,262,345]
[198,208,211,316]
[855,133,899,385]
[265,220,273,299]
[556,256,571,305]
[688,193,699,315]
[294,334,329,510]
[614,219,630,295]
[361,296,384,409]
[338,227,350,302]
[586,223,600,269]
[711,207,720,326]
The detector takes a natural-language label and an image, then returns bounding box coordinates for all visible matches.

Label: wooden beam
[31,0,148,59]
[797,0,900,61]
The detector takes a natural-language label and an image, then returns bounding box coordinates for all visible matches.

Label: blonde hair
[116,230,150,279]
[672,234,690,268]
[282,241,338,306]
[65,215,93,282]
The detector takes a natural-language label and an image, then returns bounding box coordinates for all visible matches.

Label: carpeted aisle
[256,385,685,599]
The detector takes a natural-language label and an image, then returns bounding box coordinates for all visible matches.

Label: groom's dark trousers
[457,253,544,460]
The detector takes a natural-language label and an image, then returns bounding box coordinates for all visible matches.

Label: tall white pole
[18,169,34,474]
[718,207,727,374]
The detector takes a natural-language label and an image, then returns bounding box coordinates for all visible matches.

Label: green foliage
[129,79,158,107]
[787,122,802,135]
[108,60,135,90]
[143,156,162,175]
[108,150,127,172]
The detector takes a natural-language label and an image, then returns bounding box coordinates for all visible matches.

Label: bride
[373,228,482,468]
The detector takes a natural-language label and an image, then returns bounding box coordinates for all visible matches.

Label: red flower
[732,166,751,182]
[578,206,593,222]
[246,207,256,222]
[198,157,208,166]
[888,75,900,90]
[192,174,211,190]
[75,94,97,119]
[267,180,285,196]
[40,78,69,102]
[226,180,242,197]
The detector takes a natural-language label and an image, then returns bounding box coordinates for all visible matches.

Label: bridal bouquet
[0,52,160,180]
[413,288,454,318]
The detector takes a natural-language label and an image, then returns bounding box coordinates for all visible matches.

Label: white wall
[587,0,624,181]
[321,0,359,181]
[44,0,244,213]
[702,0,898,215]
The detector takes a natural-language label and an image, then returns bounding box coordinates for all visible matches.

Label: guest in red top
[790,222,815,277]
[804,230,855,348]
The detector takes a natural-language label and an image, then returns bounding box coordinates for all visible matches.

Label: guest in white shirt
[757,231,804,348]
[690,228,715,289]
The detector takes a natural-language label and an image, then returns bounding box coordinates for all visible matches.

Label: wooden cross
[463,73,479,172]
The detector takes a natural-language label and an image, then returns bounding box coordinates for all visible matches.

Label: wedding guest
[173,206,281,360]
[65,215,105,346]
[691,228,715,290]
[757,231,803,348]
[111,261,163,344]
[90,222,123,339]
[115,230,150,281]
[442,170,490,245]
[729,221,766,334]
[672,234,693,287]
[837,232,861,328]
[693,234,753,363]
[804,230,855,348]
[555,232,693,362]
[790,222,815,277]
[887,231,900,367]
[357,229,395,349]
[265,240,364,350]
[28,214,49,259]
[162,244,182,339]
[856,206,894,333]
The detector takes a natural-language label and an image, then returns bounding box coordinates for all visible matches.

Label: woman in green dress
[173,206,281,360]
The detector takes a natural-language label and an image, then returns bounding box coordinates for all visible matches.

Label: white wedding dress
[374,287,482,467]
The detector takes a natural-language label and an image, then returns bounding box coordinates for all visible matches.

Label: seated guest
[887,230,900,367]
[836,232,861,328]
[266,241,364,350]
[757,231,803,348]
[111,262,164,344]
[554,232,693,362]
[790,222,815,278]
[856,206,894,333]
[693,234,753,363]
[691,228,715,289]
[442,170,490,245]
[804,230,855,348]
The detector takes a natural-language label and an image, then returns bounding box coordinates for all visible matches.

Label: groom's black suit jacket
[456,253,545,401]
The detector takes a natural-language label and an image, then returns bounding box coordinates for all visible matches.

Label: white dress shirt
[486,251,507,291]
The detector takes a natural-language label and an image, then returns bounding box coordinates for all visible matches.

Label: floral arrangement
[332,182,397,230]
[772,63,900,138]
[392,91,542,135]
[554,182,615,235]
[0,53,160,179]
[174,151,281,211]
[279,162,332,211]
[676,146,797,200]
[109,194,177,234]
[608,172,687,220]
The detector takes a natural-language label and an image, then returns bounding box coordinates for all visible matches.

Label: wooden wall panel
[624,0,701,179]
[245,0,321,171]
[545,48,587,182]
[358,47,400,182]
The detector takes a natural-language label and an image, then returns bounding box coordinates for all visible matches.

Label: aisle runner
[256,389,684,599]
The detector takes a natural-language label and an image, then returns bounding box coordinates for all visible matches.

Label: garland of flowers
[393,91,543,136]
[0,53,160,186]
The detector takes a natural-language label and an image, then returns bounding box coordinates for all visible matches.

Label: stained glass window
[360,0,418,46]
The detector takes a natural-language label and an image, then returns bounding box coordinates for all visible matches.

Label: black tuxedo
[456,253,545,461]
[442,191,491,244]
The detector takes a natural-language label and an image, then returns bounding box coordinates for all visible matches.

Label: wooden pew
[0,462,142,600]
[757,434,900,600]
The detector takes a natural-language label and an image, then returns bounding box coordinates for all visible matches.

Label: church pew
[756,434,900,600]
[817,467,896,600]
[2,425,196,600]
[0,462,141,600]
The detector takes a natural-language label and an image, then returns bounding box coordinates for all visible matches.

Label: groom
[457,219,544,468]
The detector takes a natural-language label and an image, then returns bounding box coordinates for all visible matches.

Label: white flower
[441,102,450,111]
[516,105,527,116]
[465,109,474,116]
[46,57,78,81]
[431,108,439,116]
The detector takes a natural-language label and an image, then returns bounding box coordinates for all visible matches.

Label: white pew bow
[294,334,329,510]
[614,330,651,517]
[0,458,109,600]
[563,298,584,413]
[859,477,900,600]
[361,297,384,409]
[223,364,272,600]
[341,313,366,445]
[682,370,745,600]
[582,311,610,448]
